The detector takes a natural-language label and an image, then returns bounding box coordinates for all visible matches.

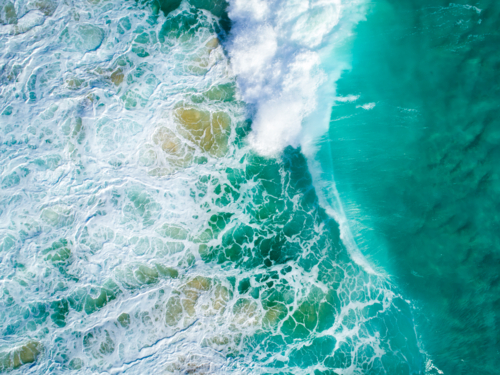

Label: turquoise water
[322,1,500,374]
[0,0,497,373]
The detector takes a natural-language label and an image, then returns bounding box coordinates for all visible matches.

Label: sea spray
[227,0,339,156]
[226,0,365,156]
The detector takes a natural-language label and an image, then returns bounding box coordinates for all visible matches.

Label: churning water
[0,0,498,374]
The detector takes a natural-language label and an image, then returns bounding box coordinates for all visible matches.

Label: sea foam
[227,0,365,158]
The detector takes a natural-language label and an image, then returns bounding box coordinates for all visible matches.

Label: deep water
[324,1,500,374]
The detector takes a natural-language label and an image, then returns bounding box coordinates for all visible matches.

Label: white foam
[227,0,347,157]
[357,102,376,110]
[336,94,360,102]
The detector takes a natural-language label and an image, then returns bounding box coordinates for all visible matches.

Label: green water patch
[182,147,426,373]
[151,0,230,33]
[326,0,500,373]
[0,341,43,372]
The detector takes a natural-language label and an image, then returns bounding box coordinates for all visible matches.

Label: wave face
[321,0,500,374]
[0,0,425,373]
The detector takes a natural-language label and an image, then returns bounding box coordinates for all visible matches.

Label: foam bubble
[357,102,376,110]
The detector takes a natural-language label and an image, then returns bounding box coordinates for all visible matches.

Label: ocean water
[322,1,500,374]
[0,0,496,374]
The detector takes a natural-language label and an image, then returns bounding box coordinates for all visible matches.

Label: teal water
[323,0,500,373]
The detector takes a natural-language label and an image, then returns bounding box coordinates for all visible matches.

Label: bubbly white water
[0,0,245,371]
[227,0,365,158]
